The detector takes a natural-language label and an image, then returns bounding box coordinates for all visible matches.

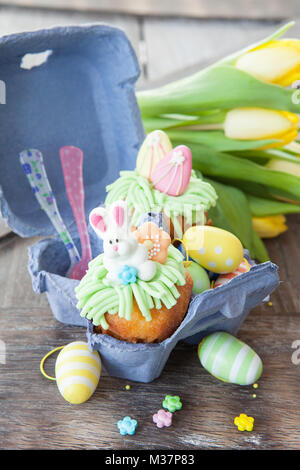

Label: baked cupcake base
[94,271,193,343]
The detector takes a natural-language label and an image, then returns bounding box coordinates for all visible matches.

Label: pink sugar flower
[153,409,173,428]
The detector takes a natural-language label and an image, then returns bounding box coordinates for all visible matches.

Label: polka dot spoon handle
[59,146,92,280]
[19,149,80,274]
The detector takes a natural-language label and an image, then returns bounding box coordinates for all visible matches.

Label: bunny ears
[89,200,130,238]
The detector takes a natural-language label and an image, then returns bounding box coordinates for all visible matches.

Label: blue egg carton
[0,25,279,383]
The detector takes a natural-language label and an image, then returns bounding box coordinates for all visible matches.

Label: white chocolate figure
[89,201,156,284]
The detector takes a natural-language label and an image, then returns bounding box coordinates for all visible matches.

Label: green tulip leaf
[142,111,226,133]
[166,129,278,152]
[138,64,300,116]
[204,177,269,262]
[246,194,300,216]
[175,141,300,202]
[233,149,300,164]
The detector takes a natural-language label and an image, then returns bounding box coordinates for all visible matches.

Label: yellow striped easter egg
[183,225,244,274]
[136,130,172,180]
[198,332,262,386]
[55,341,101,404]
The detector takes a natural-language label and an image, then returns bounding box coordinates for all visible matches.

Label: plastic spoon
[19,149,80,275]
[59,146,92,280]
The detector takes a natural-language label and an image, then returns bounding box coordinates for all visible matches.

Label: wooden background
[0,0,300,450]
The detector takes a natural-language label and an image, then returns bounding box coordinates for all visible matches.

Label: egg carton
[0,24,279,383]
[28,236,278,382]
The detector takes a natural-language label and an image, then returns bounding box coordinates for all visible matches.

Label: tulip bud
[224,107,298,147]
[252,214,288,238]
[266,158,300,177]
[236,40,300,87]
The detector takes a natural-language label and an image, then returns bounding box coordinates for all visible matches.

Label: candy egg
[214,259,250,288]
[183,226,244,274]
[151,145,192,196]
[198,332,263,385]
[136,130,172,180]
[185,261,210,294]
[55,341,101,404]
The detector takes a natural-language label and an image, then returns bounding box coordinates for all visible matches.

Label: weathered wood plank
[0,7,146,87]
[0,7,140,50]
[0,235,49,309]
[0,217,299,449]
[0,12,299,450]
[0,0,299,20]
[265,214,300,313]
[143,19,291,82]
[0,300,299,449]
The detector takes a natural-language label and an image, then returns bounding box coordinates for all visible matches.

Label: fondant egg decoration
[182,225,244,274]
[214,259,250,288]
[55,341,101,404]
[198,332,263,386]
[136,130,172,180]
[151,145,192,196]
[185,261,210,294]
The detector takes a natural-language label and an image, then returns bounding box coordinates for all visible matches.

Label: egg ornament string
[172,237,211,295]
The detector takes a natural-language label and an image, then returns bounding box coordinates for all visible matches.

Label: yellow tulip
[235,39,300,86]
[224,107,298,148]
[266,158,300,177]
[252,214,288,238]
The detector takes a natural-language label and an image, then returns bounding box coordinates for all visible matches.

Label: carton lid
[0,24,144,237]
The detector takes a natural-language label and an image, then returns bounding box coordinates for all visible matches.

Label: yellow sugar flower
[234,413,254,432]
[236,39,300,86]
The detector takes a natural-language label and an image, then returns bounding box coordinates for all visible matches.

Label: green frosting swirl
[75,244,186,330]
[105,170,218,238]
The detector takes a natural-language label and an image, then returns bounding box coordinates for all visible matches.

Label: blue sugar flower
[118,265,137,285]
[117,416,138,436]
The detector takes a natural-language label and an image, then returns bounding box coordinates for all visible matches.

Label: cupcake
[75,201,193,343]
[105,130,217,238]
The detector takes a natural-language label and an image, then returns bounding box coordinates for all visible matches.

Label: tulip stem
[176,123,224,131]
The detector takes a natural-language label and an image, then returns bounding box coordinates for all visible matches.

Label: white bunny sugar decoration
[89,201,157,285]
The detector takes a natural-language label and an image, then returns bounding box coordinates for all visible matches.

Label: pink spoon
[59,145,92,280]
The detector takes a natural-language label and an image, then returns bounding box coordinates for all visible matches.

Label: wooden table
[0,216,300,450]
[1,3,300,450]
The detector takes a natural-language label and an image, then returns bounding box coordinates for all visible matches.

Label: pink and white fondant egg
[151,145,192,196]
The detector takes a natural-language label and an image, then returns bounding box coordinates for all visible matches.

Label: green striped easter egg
[198,332,262,385]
